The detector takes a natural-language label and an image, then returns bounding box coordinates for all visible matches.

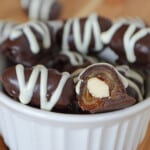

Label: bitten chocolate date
[75,63,136,113]
[1,64,75,113]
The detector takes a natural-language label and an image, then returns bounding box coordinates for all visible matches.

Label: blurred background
[0,0,150,23]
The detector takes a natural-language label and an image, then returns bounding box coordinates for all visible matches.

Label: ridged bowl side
[0,102,150,150]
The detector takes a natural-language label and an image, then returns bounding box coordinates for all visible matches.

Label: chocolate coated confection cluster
[0,13,149,114]
[59,16,150,69]
[1,14,150,70]
[1,63,146,114]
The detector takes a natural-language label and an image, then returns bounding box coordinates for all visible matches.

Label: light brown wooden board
[0,0,150,149]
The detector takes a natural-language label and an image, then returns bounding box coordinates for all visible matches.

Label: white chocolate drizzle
[61,51,84,66]
[9,21,51,54]
[71,68,84,83]
[125,78,143,101]
[116,65,144,101]
[0,21,16,44]
[101,18,148,62]
[16,64,70,111]
[84,55,98,64]
[116,65,144,85]
[61,50,98,66]
[62,13,103,54]
[21,0,55,21]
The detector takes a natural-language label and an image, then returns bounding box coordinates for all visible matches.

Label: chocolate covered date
[21,0,62,21]
[57,13,112,55]
[40,50,98,73]
[101,18,150,68]
[76,63,136,113]
[0,21,59,66]
[72,64,145,102]
[1,64,75,113]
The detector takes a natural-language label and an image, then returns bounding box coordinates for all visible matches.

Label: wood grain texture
[0,0,150,149]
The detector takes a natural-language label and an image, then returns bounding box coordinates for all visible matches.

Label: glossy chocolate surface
[0,22,58,66]
[57,15,112,55]
[2,65,76,113]
[110,25,150,69]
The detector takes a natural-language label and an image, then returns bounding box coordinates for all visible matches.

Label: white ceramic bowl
[0,91,150,150]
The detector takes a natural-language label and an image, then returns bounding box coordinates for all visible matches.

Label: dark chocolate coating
[57,15,112,55]
[109,25,150,69]
[76,64,136,113]
[1,66,76,113]
[126,86,140,102]
[49,1,62,20]
[0,23,59,67]
[144,71,150,97]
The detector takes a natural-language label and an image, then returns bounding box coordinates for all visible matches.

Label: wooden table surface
[0,0,150,149]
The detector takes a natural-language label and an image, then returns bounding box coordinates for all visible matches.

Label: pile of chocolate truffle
[0,0,149,114]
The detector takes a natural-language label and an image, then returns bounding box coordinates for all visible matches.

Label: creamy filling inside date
[87,77,109,98]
